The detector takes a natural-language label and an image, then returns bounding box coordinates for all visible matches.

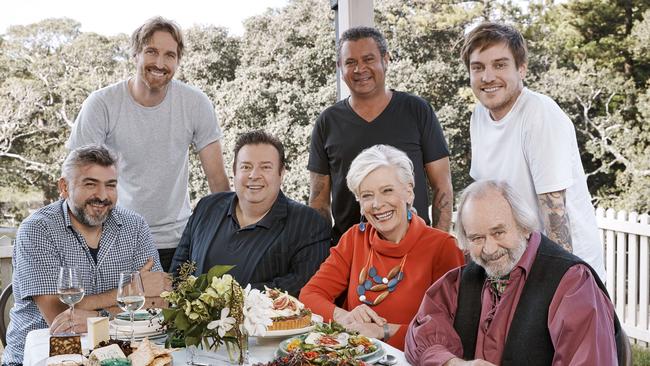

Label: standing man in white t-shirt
[68,17,230,271]
[460,22,605,280]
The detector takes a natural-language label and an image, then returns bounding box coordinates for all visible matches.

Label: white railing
[597,208,650,345]
[2,208,650,345]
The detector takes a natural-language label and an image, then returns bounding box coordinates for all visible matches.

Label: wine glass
[57,266,85,334]
[116,271,145,343]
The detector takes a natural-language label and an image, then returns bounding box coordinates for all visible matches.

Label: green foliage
[1,0,649,223]
[211,0,336,203]
[633,344,650,366]
[523,0,650,212]
[375,0,480,193]
[0,19,131,201]
[161,262,245,350]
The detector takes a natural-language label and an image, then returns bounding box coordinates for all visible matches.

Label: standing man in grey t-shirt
[68,16,230,271]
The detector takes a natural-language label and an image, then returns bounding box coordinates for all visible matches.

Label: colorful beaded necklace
[356,249,408,306]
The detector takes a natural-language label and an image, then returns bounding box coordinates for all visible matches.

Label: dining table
[23,327,410,365]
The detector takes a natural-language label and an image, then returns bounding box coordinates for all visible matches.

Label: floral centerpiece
[161,262,273,364]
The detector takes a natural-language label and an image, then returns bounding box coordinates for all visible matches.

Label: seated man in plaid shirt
[2,144,171,366]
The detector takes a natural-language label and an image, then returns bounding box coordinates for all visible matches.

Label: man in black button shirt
[170,130,331,296]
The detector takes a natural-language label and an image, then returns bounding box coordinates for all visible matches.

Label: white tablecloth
[24,328,410,365]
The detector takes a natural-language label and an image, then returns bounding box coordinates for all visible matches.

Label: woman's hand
[333,304,386,326]
[346,321,384,339]
[50,308,96,334]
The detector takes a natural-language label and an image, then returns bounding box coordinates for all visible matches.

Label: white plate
[277,334,383,361]
[258,314,323,338]
[110,320,165,341]
[359,346,386,364]
[115,309,160,321]
[110,327,163,337]
[112,315,162,326]
[35,354,88,366]
[273,347,385,364]
[113,332,167,342]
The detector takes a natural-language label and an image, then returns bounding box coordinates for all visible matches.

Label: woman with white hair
[300,144,464,350]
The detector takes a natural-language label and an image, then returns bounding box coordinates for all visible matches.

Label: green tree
[209,0,336,203]
[523,0,650,211]
[176,25,241,201]
[0,19,130,200]
[375,0,483,194]
[2,0,649,223]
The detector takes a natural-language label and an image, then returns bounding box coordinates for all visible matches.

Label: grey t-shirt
[67,79,222,249]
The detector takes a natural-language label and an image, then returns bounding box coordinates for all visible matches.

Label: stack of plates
[109,310,166,341]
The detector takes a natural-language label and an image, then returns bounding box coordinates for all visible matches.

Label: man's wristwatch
[97,308,111,318]
[382,323,390,341]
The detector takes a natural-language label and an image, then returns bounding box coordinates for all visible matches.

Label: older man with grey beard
[2,144,170,366]
[404,180,625,366]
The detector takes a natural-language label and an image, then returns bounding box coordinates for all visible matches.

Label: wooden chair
[0,283,13,347]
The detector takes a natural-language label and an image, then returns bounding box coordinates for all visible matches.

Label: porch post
[330,0,374,100]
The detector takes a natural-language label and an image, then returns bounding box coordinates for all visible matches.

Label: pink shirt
[405,232,617,365]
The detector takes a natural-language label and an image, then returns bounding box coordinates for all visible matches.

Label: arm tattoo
[309,173,332,222]
[431,191,451,230]
[315,207,331,222]
[538,191,573,252]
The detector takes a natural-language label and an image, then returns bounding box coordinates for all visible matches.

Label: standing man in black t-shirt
[308,26,452,245]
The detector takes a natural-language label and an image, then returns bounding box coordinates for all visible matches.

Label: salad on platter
[279,322,380,361]
[255,349,370,366]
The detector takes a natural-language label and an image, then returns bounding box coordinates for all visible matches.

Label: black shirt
[308,90,450,244]
[170,191,331,297]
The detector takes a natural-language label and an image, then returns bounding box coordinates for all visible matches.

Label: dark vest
[452,235,625,365]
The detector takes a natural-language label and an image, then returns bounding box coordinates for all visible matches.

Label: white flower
[242,284,274,336]
[211,274,233,297]
[186,275,197,286]
[207,307,236,337]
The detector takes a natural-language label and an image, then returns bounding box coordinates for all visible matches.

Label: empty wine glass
[116,271,145,343]
[57,266,85,334]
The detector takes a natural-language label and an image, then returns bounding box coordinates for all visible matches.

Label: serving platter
[277,334,383,361]
[258,314,324,338]
[273,347,385,365]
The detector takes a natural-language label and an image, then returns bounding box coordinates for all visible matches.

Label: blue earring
[407,208,412,221]
[359,215,366,232]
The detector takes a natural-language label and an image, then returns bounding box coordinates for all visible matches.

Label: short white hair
[455,180,540,250]
[346,144,414,199]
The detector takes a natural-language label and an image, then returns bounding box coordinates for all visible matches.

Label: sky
[1,0,290,36]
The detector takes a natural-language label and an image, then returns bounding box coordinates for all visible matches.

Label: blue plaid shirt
[2,200,161,364]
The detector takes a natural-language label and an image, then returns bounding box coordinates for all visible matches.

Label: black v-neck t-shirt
[308,90,449,244]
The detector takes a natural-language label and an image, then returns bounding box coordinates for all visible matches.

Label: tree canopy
[1,0,649,224]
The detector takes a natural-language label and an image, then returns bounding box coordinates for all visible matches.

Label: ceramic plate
[277,334,382,360]
[111,330,167,341]
[110,319,165,341]
[273,346,385,365]
[115,309,160,321]
[358,346,385,364]
[112,313,162,326]
[35,355,87,366]
[258,314,323,338]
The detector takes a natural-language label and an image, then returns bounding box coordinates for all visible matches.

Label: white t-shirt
[470,88,605,280]
[67,79,222,249]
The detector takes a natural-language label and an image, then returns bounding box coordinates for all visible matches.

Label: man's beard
[70,198,113,227]
[471,235,528,278]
